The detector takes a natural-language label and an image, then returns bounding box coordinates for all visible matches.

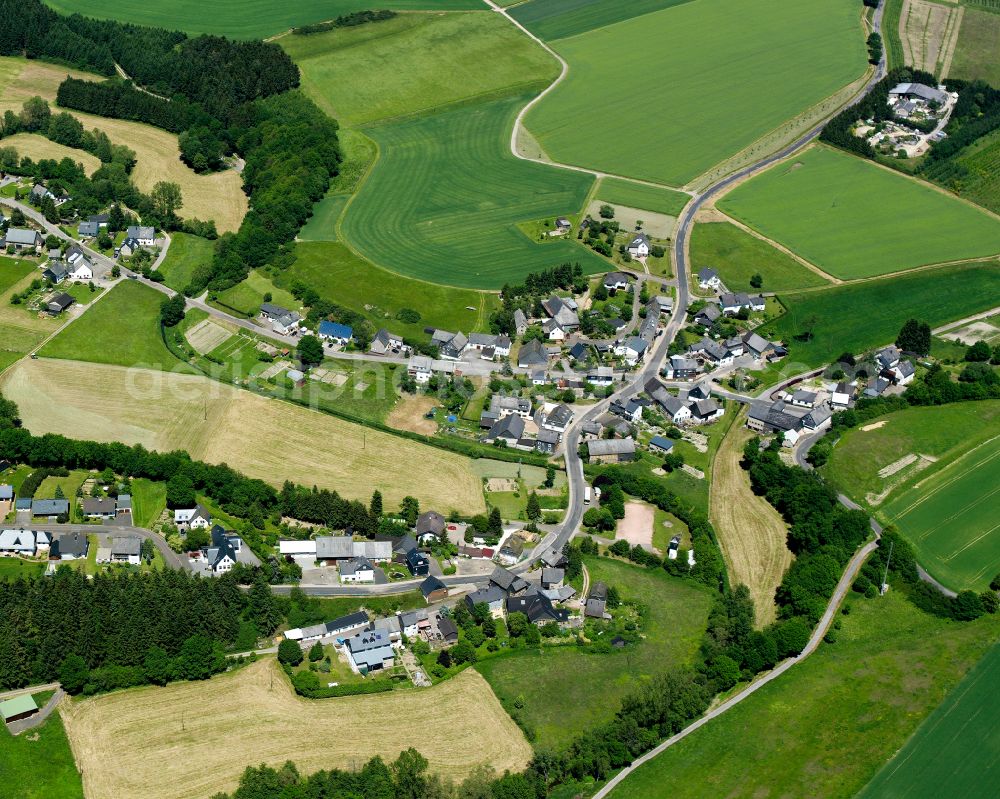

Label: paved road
[20,522,185,569]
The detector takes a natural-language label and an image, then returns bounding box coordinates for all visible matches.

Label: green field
[282,11,557,127]
[720,147,1000,279]
[593,178,690,216]
[298,193,349,242]
[212,270,300,318]
[857,642,1000,799]
[156,233,213,293]
[762,261,1000,369]
[130,477,167,529]
[690,222,830,292]
[949,5,1000,88]
[0,694,84,799]
[39,281,191,370]
[510,0,692,40]
[0,558,46,581]
[340,93,607,288]
[42,0,483,39]
[0,257,33,295]
[524,0,867,186]
[608,592,1000,799]
[476,556,714,750]
[942,127,1000,215]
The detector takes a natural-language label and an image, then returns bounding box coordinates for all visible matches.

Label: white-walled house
[697,268,721,291]
[174,505,212,533]
[626,233,650,259]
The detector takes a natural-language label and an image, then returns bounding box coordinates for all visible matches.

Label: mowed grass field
[608,592,1000,799]
[0,358,486,514]
[298,192,349,242]
[477,557,714,750]
[1,695,83,799]
[510,0,692,40]
[720,146,1000,278]
[857,641,1000,799]
[155,233,213,292]
[762,261,1000,369]
[709,414,792,627]
[690,221,831,292]
[61,659,528,799]
[341,94,607,288]
[949,5,1000,87]
[1,133,101,174]
[593,177,690,216]
[524,0,868,186]
[43,0,483,39]
[282,12,558,127]
[0,256,60,373]
[279,242,499,338]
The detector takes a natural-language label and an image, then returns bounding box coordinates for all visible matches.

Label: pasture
[949,5,1000,87]
[608,592,1000,799]
[0,358,486,514]
[857,642,1000,799]
[60,660,528,799]
[0,133,101,174]
[510,0,692,40]
[0,257,61,373]
[477,556,713,750]
[761,260,1000,369]
[524,0,867,186]
[340,94,606,288]
[298,192,349,242]
[283,12,557,127]
[719,146,1000,279]
[593,178,690,217]
[690,222,830,292]
[709,414,792,627]
[1,695,83,799]
[156,233,213,293]
[42,0,483,39]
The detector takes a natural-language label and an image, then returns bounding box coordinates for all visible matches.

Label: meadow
[857,641,1000,799]
[278,242,499,338]
[524,0,867,186]
[719,146,1000,278]
[282,11,557,127]
[690,221,831,292]
[60,661,528,799]
[593,178,690,216]
[211,270,299,318]
[1,694,83,799]
[477,556,714,750]
[608,592,1000,799]
[298,193,349,242]
[1,133,101,174]
[155,233,214,293]
[0,257,60,374]
[0,358,486,514]
[510,0,692,40]
[42,0,483,39]
[340,94,607,288]
[761,260,1000,369]
[130,478,167,529]
[949,4,1000,87]
[945,127,1000,215]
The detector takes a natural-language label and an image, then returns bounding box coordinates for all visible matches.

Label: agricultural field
[282,12,557,127]
[593,178,690,216]
[690,222,831,292]
[0,133,101,174]
[941,127,1000,215]
[477,556,714,750]
[155,233,213,293]
[949,4,1000,87]
[510,0,692,40]
[0,57,247,232]
[857,642,1000,799]
[1,693,83,799]
[0,358,486,514]
[277,243,501,338]
[719,146,1000,279]
[608,592,1000,799]
[340,94,606,288]
[60,659,528,799]
[898,0,964,77]
[761,260,1000,369]
[709,414,792,627]
[38,281,189,371]
[524,0,868,186]
[43,0,484,39]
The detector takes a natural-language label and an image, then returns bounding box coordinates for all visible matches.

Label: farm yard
[510,0,693,40]
[523,0,868,186]
[60,659,529,799]
[608,593,1000,799]
[709,414,792,627]
[857,642,1000,799]
[0,358,486,514]
[719,146,1000,279]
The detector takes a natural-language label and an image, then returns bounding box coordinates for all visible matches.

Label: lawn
[42,0,483,39]
[62,282,103,305]
[0,557,46,581]
[130,478,167,529]
[0,257,33,296]
[283,11,557,127]
[510,0,692,40]
[524,0,868,186]
[156,233,213,293]
[477,556,714,750]
[719,146,1000,278]
[340,93,607,288]
[38,281,193,371]
[608,592,1000,799]
[762,260,1000,369]
[211,270,300,318]
[857,641,1000,799]
[0,697,83,799]
[949,5,1000,88]
[298,192,349,242]
[36,470,88,521]
[690,222,830,292]
[593,178,690,216]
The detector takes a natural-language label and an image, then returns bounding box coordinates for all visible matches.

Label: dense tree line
[491,263,586,335]
[276,481,378,537]
[292,10,398,36]
[922,78,1000,190]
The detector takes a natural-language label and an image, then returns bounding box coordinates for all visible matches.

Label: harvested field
[899,0,963,77]
[184,318,232,355]
[616,500,656,550]
[709,413,792,626]
[1,133,101,174]
[385,394,437,436]
[0,359,485,515]
[61,659,529,799]
[486,478,518,493]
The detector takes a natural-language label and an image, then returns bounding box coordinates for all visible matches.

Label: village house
[405,547,430,576]
[174,504,212,533]
[587,365,616,386]
[693,303,721,329]
[831,381,855,408]
[615,336,648,366]
[506,591,567,625]
[741,331,774,360]
[346,630,395,673]
[484,414,526,447]
[64,245,93,281]
[369,328,409,357]
[407,354,434,384]
[541,403,573,434]
[52,531,89,560]
[200,525,241,575]
[513,309,528,336]
[542,318,566,341]
[688,337,733,367]
[663,355,700,380]
[541,567,565,590]
[490,566,530,596]
[603,272,631,292]
[697,267,721,290]
[588,437,636,464]
[31,499,69,520]
[340,556,375,583]
[126,225,156,246]
[648,435,675,455]
[285,610,370,643]
[1,228,43,252]
[585,581,611,619]
[111,536,142,565]
[541,296,579,332]
[498,535,524,566]
[688,397,724,425]
[77,220,99,238]
[719,292,766,315]
[517,338,549,369]
[82,498,117,520]
[416,510,446,544]
[0,529,49,557]
[42,261,68,285]
[626,232,650,259]
[260,303,301,335]
[431,329,468,360]
[489,394,532,421]
[420,575,448,604]
[318,320,353,346]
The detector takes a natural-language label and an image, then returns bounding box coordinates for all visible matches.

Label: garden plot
[184,319,232,355]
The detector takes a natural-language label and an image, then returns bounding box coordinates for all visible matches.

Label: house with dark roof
[202,525,240,575]
[111,536,141,565]
[541,296,579,331]
[42,261,68,285]
[626,233,650,258]
[438,616,459,643]
[174,504,212,532]
[31,499,69,519]
[82,498,117,519]
[689,398,723,425]
[285,610,370,642]
[346,630,395,673]
[126,225,156,245]
[1,228,43,252]
[46,292,74,316]
[405,547,429,576]
[490,566,530,596]
[53,532,89,560]
[541,567,564,590]
[587,437,636,464]
[648,435,675,455]
[542,403,573,433]
[697,267,721,290]
[416,510,446,543]
[693,303,721,329]
[603,272,630,292]
[260,303,301,335]
[484,414,525,447]
[465,585,506,618]
[420,575,448,603]
[507,590,567,625]
[568,342,590,362]
[369,328,408,356]
[513,309,528,335]
[664,355,700,380]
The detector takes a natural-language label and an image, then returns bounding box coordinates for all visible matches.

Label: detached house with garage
[126,225,156,246]
[174,504,212,533]
[260,303,301,335]
[697,268,721,290]
[369,328,409,357]
[318,320,353,346]
[626,232,650,259]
